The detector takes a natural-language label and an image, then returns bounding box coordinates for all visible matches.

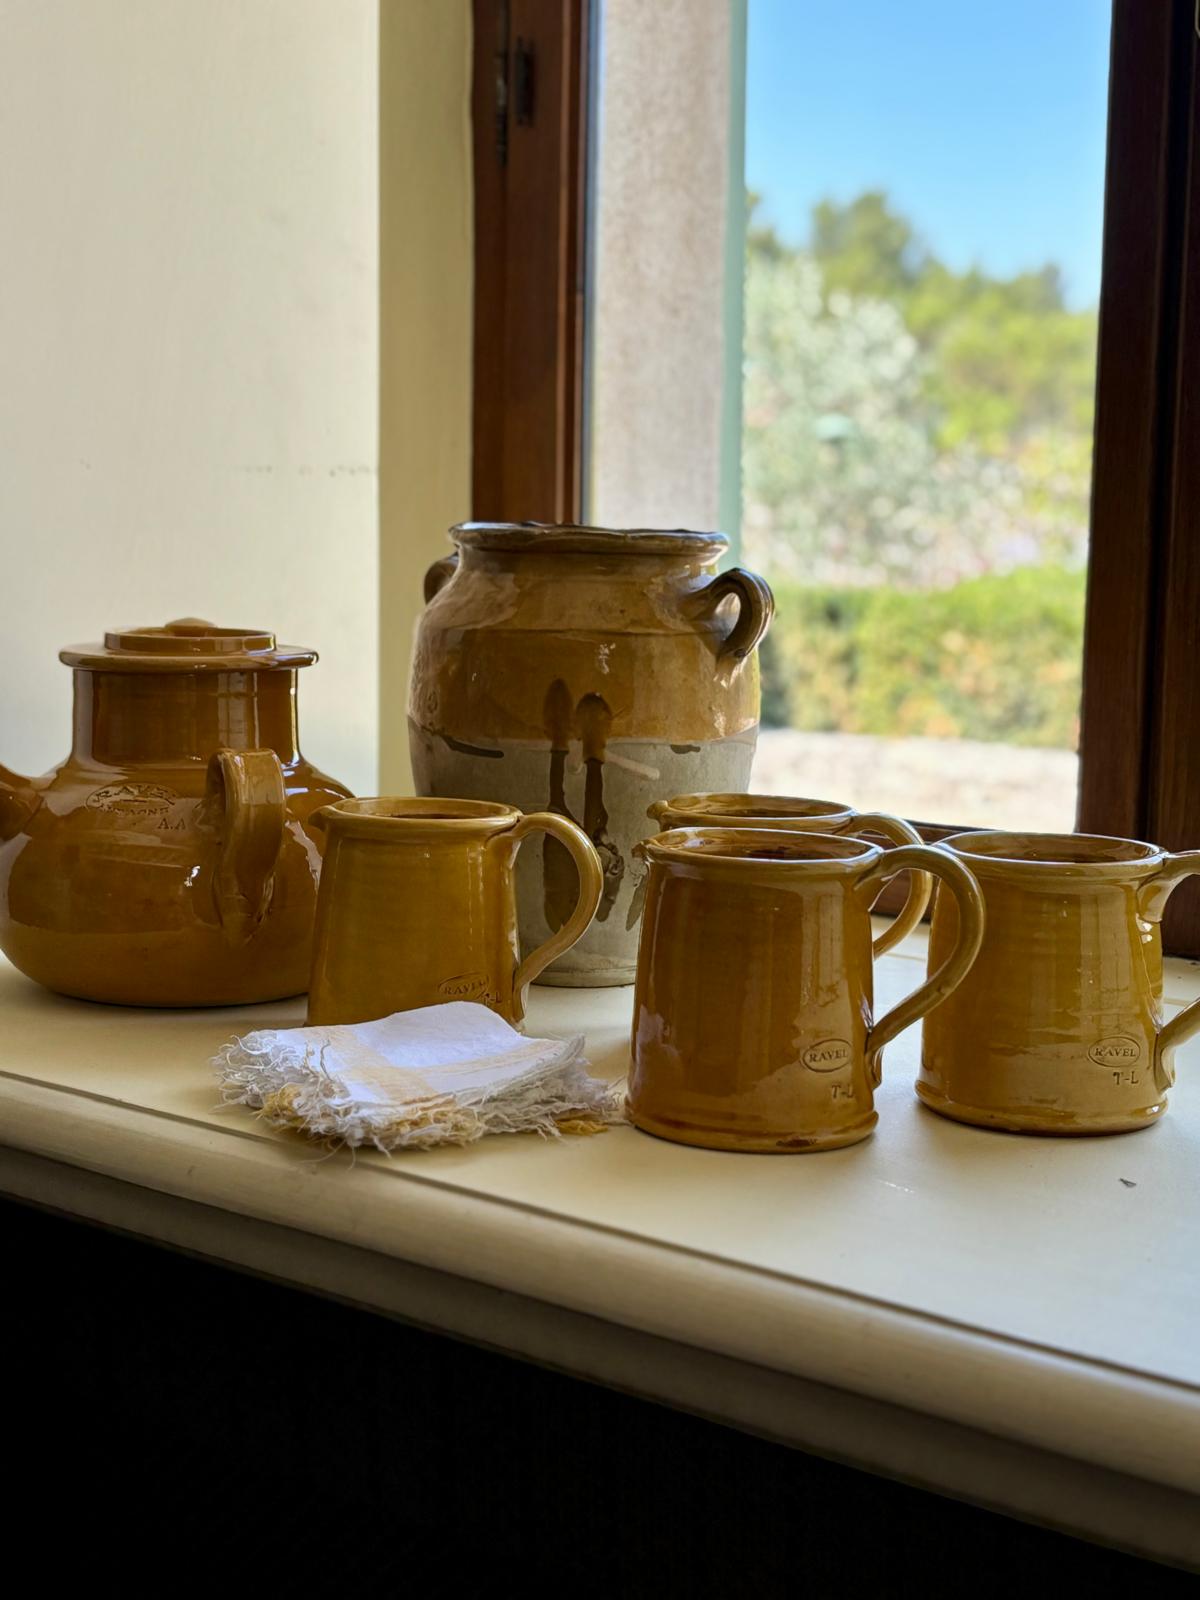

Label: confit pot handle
[695,567,775,674]
[854,844,985,1085]
[206,749,287,947]
[423,554,460,603]
[1138,850,1200,1091]
[834,811,933,959]
[500,813,604,1013]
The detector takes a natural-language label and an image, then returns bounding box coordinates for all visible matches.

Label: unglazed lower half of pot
[409,720,757,985]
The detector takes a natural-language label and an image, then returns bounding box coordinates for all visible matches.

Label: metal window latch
[493,1,510,167]
[492,4,536,167]
[514,37,535,127]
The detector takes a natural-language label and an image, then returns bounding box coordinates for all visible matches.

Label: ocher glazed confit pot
[409,523,773,986]
[627,828,984,1152]
[919,831,1200,1134]
[0,619,350,1006]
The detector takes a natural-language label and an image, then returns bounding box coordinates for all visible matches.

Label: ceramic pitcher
[627,829,984,1152]
[409,523,773,987]
[306,798,604,1026]
[0,619,350,1006]
[647,792,932,955]
[919,831,1200,1134]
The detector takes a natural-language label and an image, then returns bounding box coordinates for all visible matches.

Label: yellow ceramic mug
[307,798,603,1026]
[647,794,932,956]
[627,829,984,1152]
[919,831,1200,1134]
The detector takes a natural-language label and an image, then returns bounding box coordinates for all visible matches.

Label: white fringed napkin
[213,1001,623,1151]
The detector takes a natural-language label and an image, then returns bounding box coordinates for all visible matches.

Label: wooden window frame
[470,0,1200,954]
[471,0,590,523]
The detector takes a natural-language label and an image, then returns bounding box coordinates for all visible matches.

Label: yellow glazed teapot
[0,619,351,1006]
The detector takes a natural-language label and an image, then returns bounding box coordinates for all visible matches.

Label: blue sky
[746,0,1112,308]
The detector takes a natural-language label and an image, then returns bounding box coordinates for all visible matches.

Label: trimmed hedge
[759,564,1085,749]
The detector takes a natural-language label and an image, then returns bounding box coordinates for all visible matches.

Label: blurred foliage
[743,191,1096,591]
[760,566,1085,749]
[744,190,1093,748]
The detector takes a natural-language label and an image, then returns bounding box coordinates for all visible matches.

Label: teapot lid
[59,618,318,672]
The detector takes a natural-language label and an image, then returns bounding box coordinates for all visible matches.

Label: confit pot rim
[450,522,729,559]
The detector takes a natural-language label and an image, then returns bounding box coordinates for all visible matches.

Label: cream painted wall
[0,0,381,796]
[378,0,472,793]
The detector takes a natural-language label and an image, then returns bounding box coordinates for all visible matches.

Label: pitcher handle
[423,553,459,603]
[694,567,774,674]
[1138,850,1200,1090]
[834,812,932,958]
[856,844,985,1085]
[206,749,287,946]
[506,813,604,1010]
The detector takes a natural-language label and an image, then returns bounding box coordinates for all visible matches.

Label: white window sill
[1,925,1197,1567]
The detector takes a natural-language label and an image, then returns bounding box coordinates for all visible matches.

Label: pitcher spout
[0,764,41,841]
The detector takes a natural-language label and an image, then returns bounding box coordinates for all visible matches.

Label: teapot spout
[0,764,40,841]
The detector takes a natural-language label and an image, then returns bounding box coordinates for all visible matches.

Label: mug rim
[655,792,852,824]
[314,796,521,839]
[941,829,1165,876]
[643,826,881,872]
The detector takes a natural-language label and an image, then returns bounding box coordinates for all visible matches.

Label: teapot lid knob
[101,621,278,656]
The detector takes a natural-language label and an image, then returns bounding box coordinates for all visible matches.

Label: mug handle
[855,844,985,1085]
[505,813,604,1007]
[834,812,932,958]
[694,568,775,674]
[206,749,287,946]
[423,553,459,603]
[1137,850,1200,1090]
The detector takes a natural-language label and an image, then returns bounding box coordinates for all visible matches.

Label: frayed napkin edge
[212,1026,625,1153]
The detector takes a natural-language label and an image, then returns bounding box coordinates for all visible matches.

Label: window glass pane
[742,0,1111,826]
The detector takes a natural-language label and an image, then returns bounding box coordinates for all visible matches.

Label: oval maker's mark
[437,972,494,1003]
[86,782,177,816]
[803,1038,852,1073]
[1087,1035,1143,1067]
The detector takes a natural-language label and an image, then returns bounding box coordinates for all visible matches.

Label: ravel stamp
[802,1037,853,1073]
[1087,1035,1142,1068]
[437,972,498,1005]
[86,782,177,818]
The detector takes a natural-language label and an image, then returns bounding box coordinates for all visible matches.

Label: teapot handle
[424,554,460,603]
[695,567,775,674]
[206,750,287,946]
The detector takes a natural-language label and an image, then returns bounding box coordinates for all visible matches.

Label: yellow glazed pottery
[306,798,604,1026]
[647,793,932,956]
[0,618,350,1006]
[627,829,984,1152]
[919,831,1200,1134]
[409,523,773,986]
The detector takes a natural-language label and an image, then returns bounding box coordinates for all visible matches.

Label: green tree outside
[744,191,1094,751]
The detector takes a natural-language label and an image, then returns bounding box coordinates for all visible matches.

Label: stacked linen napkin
[213,1001,623,1152]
